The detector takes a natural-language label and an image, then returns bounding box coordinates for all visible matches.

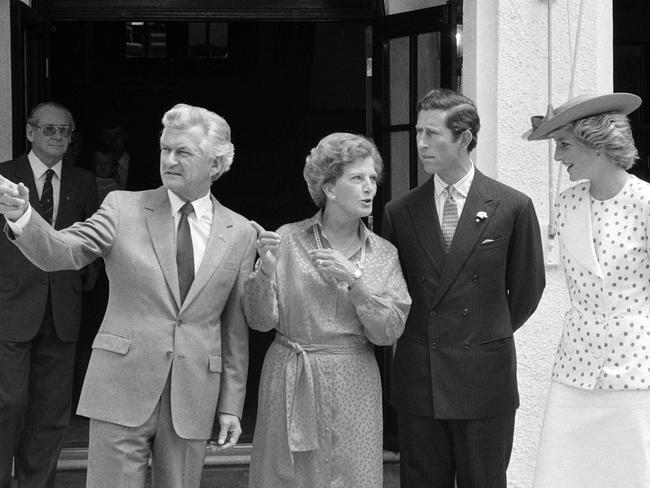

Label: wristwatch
[348,267,362,287]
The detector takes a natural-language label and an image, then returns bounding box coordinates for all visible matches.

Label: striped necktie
[40,169,55,225]
[441,185,458,251]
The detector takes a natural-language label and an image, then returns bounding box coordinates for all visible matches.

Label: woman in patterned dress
[243,132,411,488]
[526,93,650,487]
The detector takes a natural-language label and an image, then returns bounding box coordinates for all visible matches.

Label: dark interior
[49,19,367,445]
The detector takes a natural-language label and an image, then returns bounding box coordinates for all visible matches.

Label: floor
[53,463,402,487]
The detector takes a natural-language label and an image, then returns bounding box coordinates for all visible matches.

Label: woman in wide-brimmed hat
[527,93,650,487]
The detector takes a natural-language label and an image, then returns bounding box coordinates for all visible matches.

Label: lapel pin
[475,211,488,223]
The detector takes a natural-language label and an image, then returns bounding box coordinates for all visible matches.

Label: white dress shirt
[433,163,475,223]
[28,151,63,225]
[168,190,213,275]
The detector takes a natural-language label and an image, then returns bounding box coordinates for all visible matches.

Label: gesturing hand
[250,221,281,276]
[308,248,359,283]
[0,175,30,221]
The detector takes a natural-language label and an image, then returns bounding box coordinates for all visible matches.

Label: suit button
[429,311,437,317]
[472,274,479,282]
[419,276,426,283]
[166,351,173,359]
[462,308,469,317]
[430,342,438,350]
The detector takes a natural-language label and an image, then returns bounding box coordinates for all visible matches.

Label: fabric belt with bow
[273,333,370,468]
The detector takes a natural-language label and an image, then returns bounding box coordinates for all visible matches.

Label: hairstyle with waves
[303,132,383,208]
[557,112,638,170]
[161,104,235,181]
[417,88,480,152]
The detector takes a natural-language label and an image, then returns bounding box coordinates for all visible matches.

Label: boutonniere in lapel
[475,211,488,224]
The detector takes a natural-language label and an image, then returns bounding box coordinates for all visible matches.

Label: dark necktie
[441,185,458,251]
[40,169,55,225]
[177,202,195,303]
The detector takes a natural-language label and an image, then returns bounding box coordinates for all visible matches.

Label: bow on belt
[274,333,370,460]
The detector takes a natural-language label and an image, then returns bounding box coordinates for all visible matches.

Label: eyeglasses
[29,124,74,138]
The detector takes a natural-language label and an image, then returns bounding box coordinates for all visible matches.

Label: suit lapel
[14,155,41,212]
[145,188,181,308]
[407,178,446,277]
[55,163,78,229]
[180,195,233,311]
[563,187,603,278]
[431,171,497,308]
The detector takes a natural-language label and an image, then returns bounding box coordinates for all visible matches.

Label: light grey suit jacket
[11,187,256,439]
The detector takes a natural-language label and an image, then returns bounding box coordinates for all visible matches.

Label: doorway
[48,19,368,446]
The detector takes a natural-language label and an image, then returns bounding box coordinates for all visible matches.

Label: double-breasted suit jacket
[384,170,546,419]
[553,176,650,390]
[0,154,98,342]
[10,187,256,439]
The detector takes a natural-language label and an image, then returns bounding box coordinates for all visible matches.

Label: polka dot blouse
[554,175,650,390]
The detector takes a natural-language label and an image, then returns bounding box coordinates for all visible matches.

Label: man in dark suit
[0,102,98,488]
[384,89,545,488]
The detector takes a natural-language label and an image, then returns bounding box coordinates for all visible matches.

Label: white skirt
[533,381,650,488]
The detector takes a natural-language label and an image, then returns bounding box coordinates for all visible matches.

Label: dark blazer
[0,154,98,342]
[384,170,545,419]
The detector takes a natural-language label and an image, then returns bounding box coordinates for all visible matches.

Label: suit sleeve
[9,191,119,271]
[507,198,546,332]
[217,225,256,418]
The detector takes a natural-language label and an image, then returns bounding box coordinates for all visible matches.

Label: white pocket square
[481,239,495,245]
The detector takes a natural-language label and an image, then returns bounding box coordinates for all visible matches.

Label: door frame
[11,0,51,156]
[366,2,460,451]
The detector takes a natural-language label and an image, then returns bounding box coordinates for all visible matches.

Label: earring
[596,150,601,157]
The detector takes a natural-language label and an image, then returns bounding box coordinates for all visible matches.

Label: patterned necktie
[40,169,55,225]
[177,202,195,303]
[441,185,458,251]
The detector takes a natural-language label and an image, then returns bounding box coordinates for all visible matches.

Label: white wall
[0,0,13,160]
[464,1,612,486]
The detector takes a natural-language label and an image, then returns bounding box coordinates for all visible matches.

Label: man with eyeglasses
[0,101,98,488]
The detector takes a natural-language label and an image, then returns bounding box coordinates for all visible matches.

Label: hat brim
[527,93,642,141]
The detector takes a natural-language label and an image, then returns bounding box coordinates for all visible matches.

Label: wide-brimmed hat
[525,93,642,141]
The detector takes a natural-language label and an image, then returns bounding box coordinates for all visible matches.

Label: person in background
[90,147,121,202]
[0,103,255,488]
[526,92,650,488]
[99,114,130,189]
[245,132,411,488]
[384,88,545,488]
[0,101,98,488]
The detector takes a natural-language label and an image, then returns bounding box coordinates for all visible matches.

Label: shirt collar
[434,162,475,199]
[307,210,371,245]
[167,190,213,220]
[28,150,62,181]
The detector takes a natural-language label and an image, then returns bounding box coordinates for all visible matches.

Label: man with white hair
[0,103,256,488]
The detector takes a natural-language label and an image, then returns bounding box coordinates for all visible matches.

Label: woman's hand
[308,248,359,283]
[250,221,281,276]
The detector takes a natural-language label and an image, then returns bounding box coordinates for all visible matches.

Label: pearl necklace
[313,224,366,269]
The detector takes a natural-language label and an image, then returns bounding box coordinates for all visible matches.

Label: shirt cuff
[6,205,32,236]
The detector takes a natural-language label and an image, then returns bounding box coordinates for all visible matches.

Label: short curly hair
[303,133,383,208]
[161,104,235,181]
[556,112,638,170]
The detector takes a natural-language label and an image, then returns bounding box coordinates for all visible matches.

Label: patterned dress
[534,175,650,488]
[243,212,411,488]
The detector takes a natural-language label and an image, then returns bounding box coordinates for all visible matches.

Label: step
[57,444,400,471]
